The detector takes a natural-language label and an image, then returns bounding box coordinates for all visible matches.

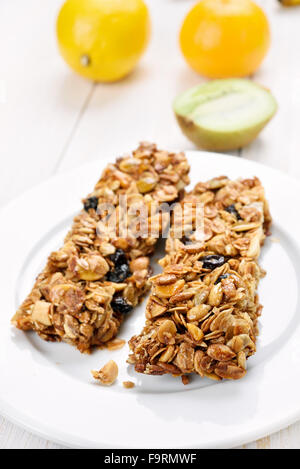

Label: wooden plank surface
[0,0,92,207]
[1,0,300,449]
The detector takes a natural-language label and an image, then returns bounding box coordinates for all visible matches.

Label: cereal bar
[12,143,190,353]
[128,176,271,380]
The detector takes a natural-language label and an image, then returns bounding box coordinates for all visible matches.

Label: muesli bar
[128,176,271,380]
[12,143,190,353]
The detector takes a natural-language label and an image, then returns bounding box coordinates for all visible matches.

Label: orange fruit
[180,0,271,78]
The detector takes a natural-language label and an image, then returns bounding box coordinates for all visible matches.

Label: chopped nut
[169,290,195,303]
[49,283,84,313]
[247,230,262,258]
[237,351,247,370]
[99,242,116,256]
[155,185,178,202]
[119,157,141,173]
[227,334,255,353]
[130,257,150,272]
[91,360,118,386]
[174,342,194,373]
[79,323,94,339]
[153,273,177,286]
[159,345,176,362]
[214,362,246,380]
[181,375,190,385]
[232,222,262,232]
[208,283,223,306]
[123,381,135,389]
[186,323,204,342]
[187,304,211,321]
[154,279,185,299]
[64,315,79,339]
[106,338,126,351]
[76,253,109,281]
[206,176,228,189]
[194,350,205,375]
[146,300,167,319]
[157,320,177,344]
[31,301,52,326]
[207,344,236,361]
[194,288,209,305]
[137,175,157,193]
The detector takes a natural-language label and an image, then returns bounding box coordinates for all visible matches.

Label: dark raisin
[201,255,226,270]
[83,196,98,212]
[109,249,128,267]
[111,295,133,315]
[106,264,131,283]
[181,236,193,245]
[225,204,242,220]
[215,273,229,285]
[107,249,131,283]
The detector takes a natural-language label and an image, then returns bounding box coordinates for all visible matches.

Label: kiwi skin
[175,112,276,152]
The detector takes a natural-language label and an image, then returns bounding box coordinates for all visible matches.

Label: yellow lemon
[56,0,151,82]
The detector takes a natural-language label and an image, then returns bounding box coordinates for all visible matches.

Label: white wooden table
[1,0,299,449]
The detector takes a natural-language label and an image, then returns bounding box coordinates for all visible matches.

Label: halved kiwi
[173,79,277,151]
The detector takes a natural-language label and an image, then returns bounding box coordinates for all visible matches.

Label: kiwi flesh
[173,79,277,152]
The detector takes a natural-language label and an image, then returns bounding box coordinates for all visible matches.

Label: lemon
[56,0,151,82]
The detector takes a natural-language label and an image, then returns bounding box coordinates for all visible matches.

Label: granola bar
[128,176,271,380]
[12,143,190,353]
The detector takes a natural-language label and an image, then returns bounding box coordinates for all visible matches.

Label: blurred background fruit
[56,0,151,82]
[173,79,277,151]
[278,0,300,6]
[180,0,270,79]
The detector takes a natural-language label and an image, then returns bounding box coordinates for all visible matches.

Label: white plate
[1,151,300,449]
